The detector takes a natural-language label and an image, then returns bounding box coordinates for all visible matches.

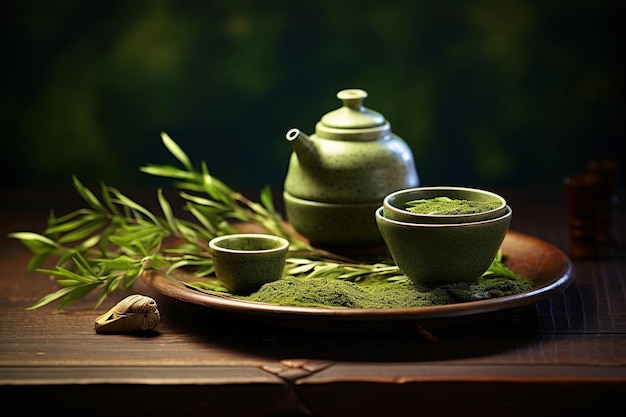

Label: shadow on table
[158,295,543,363]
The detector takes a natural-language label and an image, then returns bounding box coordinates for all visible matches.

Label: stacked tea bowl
[376,186,512,286]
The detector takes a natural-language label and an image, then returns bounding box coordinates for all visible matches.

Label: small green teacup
[209,233,290,293]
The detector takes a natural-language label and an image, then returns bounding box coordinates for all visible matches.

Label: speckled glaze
[209,234,289,293]
[283,192,384,249]
[383,186,507,224]
[283,89,419,249]
[376,205,512,286]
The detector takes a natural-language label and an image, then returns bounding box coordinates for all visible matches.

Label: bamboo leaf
[109,188,161,226]
[57,219,108,244]
[179,191,229,209]
[158,188,178,234]
[200,162,234,204]
[74,234,103,252]
[103,274,125,294]
[286,263,317,275]
[26,252,53,272]
[185,202,218,235]
[95,255,139,270]
[101,182,122,217]
[8,232,58,248]
[140,164,197,181]
[193,264,215,277]
[45,215,97,235]
[95,289,112,309]
[161,132,193,171]
[260,185,275,212]
[72,176,105,211]
[36,266,98,284]
[72,253,96,276]
[57,284,102,310]
[48,208,97,227]
[27,286,79,310]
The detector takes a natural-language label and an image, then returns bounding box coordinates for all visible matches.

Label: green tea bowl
[383,186,507,224]
[376,205,512,286]
[209,233,289,293]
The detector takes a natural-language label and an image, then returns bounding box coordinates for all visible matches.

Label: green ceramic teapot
[283,88,419,250]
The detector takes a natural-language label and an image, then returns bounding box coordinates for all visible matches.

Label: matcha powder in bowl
[405,197,502,215]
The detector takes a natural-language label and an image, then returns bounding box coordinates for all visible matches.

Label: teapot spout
[286,128,319,167]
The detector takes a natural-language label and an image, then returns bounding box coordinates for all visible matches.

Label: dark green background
[2,0,623,193]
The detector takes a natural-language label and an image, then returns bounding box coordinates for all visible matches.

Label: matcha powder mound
[243,277,386,308]
[236,275,533,309]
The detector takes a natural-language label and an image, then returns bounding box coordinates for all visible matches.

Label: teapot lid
[316,89,391,141]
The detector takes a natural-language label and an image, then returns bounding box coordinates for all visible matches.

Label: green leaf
[101,182,122,218]
[26,252,53,272]
[44,213,101,235]
[27,282,103,310]
[260,185,275,212]
[140,164,197,181]
[480,259,522,282]
[184,279,230,293]
[48,208,97,227]
[57,219,108,244]
[103,274,125,294]
[71,254,94,276]
[8,232,58,248]
[185,203,218,235]
[108,188,161,226]
[37,266,97,284]
[158,188,178,234]
[193,264,215,277]
[161,132,193,171]
[95,255,139,270]
[74,233,103,252]
[57,284,102,310]
[94,289,112,309]
[286,263,316,275]
[72,176,105,211]
[179,191,230,209]
[165,254,211,270]
[27,286,79,310]
[200,162,234,204]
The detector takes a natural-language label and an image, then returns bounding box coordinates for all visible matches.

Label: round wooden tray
[142,230,574,331]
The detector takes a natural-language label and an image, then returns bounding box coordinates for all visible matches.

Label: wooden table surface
[1,187,624,417]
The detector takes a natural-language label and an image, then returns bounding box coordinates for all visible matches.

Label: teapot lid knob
[337,89,368,110]
[319,88,386,130]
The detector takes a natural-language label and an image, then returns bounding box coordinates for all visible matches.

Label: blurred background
[2,0,624,195]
